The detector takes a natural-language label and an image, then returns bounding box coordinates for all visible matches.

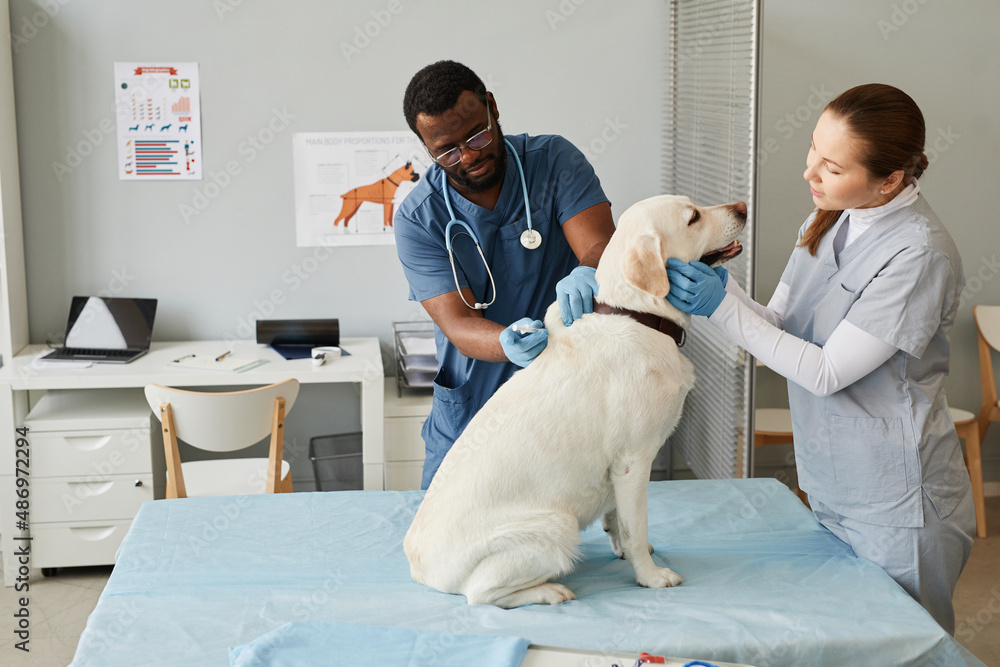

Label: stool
[950,407,986,538]
[754,408,808,505]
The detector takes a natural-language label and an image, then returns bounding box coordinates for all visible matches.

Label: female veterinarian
[394,60,615,489]
[666,84,975,635]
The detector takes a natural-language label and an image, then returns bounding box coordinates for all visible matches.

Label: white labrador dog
[404,195,746,608]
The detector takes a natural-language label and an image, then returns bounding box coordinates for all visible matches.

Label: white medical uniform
[707,186,975,633]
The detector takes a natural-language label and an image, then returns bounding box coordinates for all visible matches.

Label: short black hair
[403,60,488,136]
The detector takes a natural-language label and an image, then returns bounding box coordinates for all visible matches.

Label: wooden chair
[145,380,300,499]
[972,305,1000,536]
[754,408,808,504]
[949,407,985,538]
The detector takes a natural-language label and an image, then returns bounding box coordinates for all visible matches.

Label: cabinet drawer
[31,475,154,523]
[31,520,133,569]
[385,461,423,491]
[385,417,427,461]
[30,429,151,478]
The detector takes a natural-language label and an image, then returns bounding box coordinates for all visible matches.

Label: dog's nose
[733,201,748,218]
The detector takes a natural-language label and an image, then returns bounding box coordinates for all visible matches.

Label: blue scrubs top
[394,133,609,488]
[780,196,969,528]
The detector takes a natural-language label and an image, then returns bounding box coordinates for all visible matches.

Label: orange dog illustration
[334,163,420,229]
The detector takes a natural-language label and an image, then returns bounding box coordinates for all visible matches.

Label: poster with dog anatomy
[292,132,426,247]
[114,62,202,180]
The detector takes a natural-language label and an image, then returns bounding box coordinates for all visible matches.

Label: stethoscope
[444,138,541,310]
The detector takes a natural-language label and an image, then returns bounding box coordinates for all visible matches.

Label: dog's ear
[623,234,670,297]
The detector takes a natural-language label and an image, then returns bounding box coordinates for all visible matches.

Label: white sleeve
[708,293,898,397]
[765,282,789,321]
[723,277,788,327]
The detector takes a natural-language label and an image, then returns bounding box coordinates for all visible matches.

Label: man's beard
[447,127,507,194]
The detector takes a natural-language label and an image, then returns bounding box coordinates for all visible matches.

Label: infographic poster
[292,131,427,247]
[114,62,202,180]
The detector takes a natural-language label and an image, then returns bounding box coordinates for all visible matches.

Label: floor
[953,495,1000,666]
[1,498,998,667]
[0,563,113,666]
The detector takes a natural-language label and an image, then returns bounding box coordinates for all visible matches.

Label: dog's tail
[408,510,581,595]
[483,510,582,574]
[454,511,582,603]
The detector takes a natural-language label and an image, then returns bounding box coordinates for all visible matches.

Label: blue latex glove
[665,259,729,317]
[556,266,599,327]
[499,317,548,368]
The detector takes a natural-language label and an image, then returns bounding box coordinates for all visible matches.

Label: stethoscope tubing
[443,138,536,310]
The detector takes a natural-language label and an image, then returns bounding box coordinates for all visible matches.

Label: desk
[0,338,384,584]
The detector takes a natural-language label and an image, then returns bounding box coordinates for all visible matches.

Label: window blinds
[663,0,760,479]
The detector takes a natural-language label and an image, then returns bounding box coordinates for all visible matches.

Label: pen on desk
[172,354,195,363]
[215,350,232,362]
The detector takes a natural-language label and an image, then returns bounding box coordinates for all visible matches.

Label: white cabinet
[24,389,153,569]
[383,378,430,491]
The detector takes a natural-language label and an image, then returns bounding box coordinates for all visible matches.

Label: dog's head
[596,194,746,307]
[395,163,420,183]
[404,162,419,182]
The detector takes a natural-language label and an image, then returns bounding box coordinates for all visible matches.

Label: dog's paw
[637,566,682,589]
[534,583,576,605]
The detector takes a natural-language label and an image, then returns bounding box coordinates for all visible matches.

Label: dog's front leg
[610,460,682,589]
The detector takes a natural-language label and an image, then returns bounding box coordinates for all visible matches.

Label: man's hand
[499,318,548,367]
[556,266,599,327]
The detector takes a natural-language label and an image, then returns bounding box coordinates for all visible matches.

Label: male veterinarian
[395,60,615,488]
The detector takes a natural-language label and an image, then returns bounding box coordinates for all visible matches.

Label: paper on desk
[30,352,94,369]
[167,354,268,373]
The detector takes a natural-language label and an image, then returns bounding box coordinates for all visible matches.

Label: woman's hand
[665,260,728,317]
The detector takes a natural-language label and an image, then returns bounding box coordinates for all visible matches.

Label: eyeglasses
[430,109,493,168]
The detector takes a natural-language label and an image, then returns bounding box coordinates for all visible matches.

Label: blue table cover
[228,620,530,666]
[69,479,984,666]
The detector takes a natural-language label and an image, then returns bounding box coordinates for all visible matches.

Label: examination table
[69,478,984,666]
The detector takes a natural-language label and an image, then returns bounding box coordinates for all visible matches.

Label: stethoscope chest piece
[520,228,542,250]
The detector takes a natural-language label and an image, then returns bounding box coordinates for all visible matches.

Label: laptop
[41,296,158,363]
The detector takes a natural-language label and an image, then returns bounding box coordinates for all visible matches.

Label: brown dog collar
[593,302,686,348]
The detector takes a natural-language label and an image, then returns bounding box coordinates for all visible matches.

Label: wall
[755,0,1000,489]
[0,0,27,363]
[8,0,668,486]
[11,1,999,489]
